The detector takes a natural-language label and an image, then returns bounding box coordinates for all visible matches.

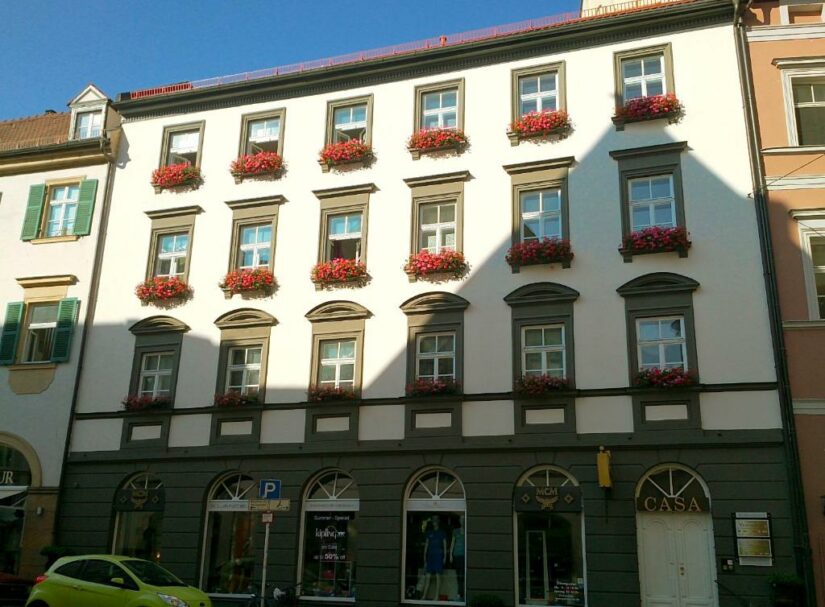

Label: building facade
[58,1,802,606]
[0,85,119,578]
[744,2,825,604]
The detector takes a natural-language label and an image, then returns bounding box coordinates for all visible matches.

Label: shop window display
[112,473,164,562]
[0,445,31,574]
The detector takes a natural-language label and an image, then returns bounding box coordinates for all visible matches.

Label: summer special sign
[308,512,352,563]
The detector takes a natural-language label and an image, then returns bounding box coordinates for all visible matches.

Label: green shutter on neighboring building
[73,179,98,236]
[20,184,46,241]
[50,298,79,362]
[0,302,24,365]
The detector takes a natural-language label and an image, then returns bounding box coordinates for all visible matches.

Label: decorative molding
[502,156,576,176]
[504,282,580,306]
[16,275,77,289]
[144,205,203,220]
[749,24,825,42]
[403,171,471,189]
[617,272,700,297]
[224,195,286,210]
[609,141,688,160]
[29,235,80,245]
[129,315,190,335]
[214,308,278,329]
[789,208,825,220]
[306,301,372,322]
[782,319,825,329]
[766,175,825,190]
[762,145,825,154]
[772,56,825,68]
[793,400,825,414]
[312,183,376,200]
[400,291,470,315]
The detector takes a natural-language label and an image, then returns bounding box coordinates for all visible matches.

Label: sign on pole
[249,498,291,512]
[259,479,281,499]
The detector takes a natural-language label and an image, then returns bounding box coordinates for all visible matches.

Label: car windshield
[121,560,185,587]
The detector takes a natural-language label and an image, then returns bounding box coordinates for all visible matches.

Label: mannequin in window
[421,515,447,600]
[449,515,465,600]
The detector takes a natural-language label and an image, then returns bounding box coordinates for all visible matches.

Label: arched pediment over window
[400,291,470,316]
[504,282,580,307]
[305,301,372,323]
[617,272,699,297]
[214,308,278,329]
[129,315,190,335]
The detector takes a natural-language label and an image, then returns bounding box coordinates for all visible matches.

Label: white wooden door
[638,513,718,607]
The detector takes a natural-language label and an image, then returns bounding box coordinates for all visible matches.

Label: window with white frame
[637,317,686,370]
[781,2,825,24]
[226,346,262,395]
[333,104,368,143]
[419,202,456,253]
[22,303,58,363]
[421,89,458,130]
[318,339,356,389]
[237,224,272,269]
[621,54,665,102]
[45,184,80,237]
[522,325,565,378]
[74,111,103,139]
[327,213,363,261]
[518,73,558,115]
[628,175,676,231]
[138,352,174,398]
[166,129,199,166]
[807,234,825,318]
[245,116,280,154]
[520,188,562,242]
[416,333,455,381]
[792,79,825,146]
[155,233,188,277]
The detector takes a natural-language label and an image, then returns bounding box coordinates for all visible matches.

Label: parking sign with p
[259,479,281,500]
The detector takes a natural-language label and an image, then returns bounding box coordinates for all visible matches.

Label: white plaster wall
[70,419,123,452]
[358,405,405,440]
[576,396,634,433]
[462,400,515,436]
[700,391,782,429]
[74,24,777,447]
[0,162,109,483]
[168,414,212,447]
[260,409,305,444]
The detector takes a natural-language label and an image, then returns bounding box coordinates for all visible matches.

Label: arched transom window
[112,473,164,562]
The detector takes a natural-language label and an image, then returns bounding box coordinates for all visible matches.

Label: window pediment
[215,308,277,329]
[617,272,699,297]
[400,292,470,315]
[306,301,372,322]
[504,282,580,307]
[129,315,190,335]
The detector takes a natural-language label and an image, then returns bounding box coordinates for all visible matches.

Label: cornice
[609,141,688,160]
[16,275,77,289]
[403,171,471,189]
[225,195,287,210]
[144,205,204,220]
[312,183,376,200]
[502,156,576,176]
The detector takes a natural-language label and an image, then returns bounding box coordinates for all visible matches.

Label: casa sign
[637,495,707,513]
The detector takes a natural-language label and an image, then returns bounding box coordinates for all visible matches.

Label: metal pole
[261,518,271,607]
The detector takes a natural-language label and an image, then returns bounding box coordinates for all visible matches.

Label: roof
[0,112,71,153]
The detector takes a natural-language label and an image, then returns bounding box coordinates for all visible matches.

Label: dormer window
[74,111,102,139]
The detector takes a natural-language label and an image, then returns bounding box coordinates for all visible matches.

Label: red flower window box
[151,163,201,192]
[318,140,373,172]
[220,268,275,297]
[135,276,192,304]
[404,249,467,280]
[406,378,461,397]
[613,93,684,130]
[515,374,570,397]
[508,110,571,145]
[122,395,172,411]
[307,385,357,402]
[214,392,261,407]
[407,128,469,159]
[311,258,368,287]
[506,238,573,270]
[619,226,691,261]
[634,367,697,389]
[230,151,283,183]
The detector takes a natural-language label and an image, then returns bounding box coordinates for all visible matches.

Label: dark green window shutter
[73,179,98,236]
[0,302,24,365]
[50,298,79,363]
[20,184,46,241]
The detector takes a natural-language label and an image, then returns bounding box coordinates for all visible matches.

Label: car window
[121,559,185,586]
[54,560,85,580]
[77,559,135,588]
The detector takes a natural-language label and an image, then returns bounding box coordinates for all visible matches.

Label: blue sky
[0,0,580,119]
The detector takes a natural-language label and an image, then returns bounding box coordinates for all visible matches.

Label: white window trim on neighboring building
[778,58,825,146]
[779,0,825,25]
[793,210,825,319]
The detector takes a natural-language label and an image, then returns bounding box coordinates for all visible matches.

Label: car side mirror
[110,577,126,587]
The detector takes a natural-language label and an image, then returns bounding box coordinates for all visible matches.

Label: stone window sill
[30,235,80,245]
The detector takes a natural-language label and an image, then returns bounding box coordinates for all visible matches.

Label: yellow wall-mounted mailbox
[597,447,612,488]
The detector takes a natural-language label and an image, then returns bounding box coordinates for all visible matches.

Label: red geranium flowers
[230,151,283,178]
[621,226,691,256]
[135,276,191,303]
[404,250,467,279]
[405,378,461,397]
[122,395,172,411]
[408,128,469,152]
[307,385,357,402]
[214,392,261,407]
[509,110,571,138]
[615,93,684,123]
[515,374,570,396]
[151,163,201,190]
[220,268,275,294]
[506,238,573,268]
[311,258,368,286]
[319,140,372,170]
[634,367,697,389]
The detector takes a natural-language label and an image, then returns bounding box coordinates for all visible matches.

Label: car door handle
[71,584,84,590]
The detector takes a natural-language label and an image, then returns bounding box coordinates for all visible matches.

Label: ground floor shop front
[58,442,798,607]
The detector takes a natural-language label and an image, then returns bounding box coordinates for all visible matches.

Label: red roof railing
[125,0,694,100]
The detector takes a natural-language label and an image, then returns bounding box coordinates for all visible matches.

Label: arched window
[112,473,164,562]
[403,468,466,604]
[299,470,359,601]
[201,473,256,595]
[513,466,585,607]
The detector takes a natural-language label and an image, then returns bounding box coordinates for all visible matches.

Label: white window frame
[318,339,356,389]
[521,325,566,378]
[225,346,262,395]
[238,224,272,269]
[419,202,456,253]
[167,129,200,165]
[421,89,459,130]
[45,184,80,237]
[621,54,666,102]
[795,211,825,319]
[138,352,174,398]
[333,104,368,143]
[247,117,280,146]
[779,0,825,24]
[22,303,58,364]
[636,316,687,370]
[628,174,676,231]
[155,233,188,278]
[415,332,456,381]
[74,110,103,139]
[778,60,825,147]
[518,72,558,115]
[328,212,363,261]
[520,188,562,242]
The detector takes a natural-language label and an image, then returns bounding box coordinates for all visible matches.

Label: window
[792,79,825,145]
[637,317,687,370]
[522,325,565,378]
[239,110,285,156]
[419,202,456,253]
[225,196,282,274]
[74,111,102,139]
[22,303,58,363]
[144,207,200,282]
[299,471,359,600]
[314,184,374,266]
[795,215,825,319]
[327,213,363,261]
[20,180,98,242]
[154,233,188,278]
[520,189,562,242]
[780,1,825,24]
[226,346,262,395]
[811,236,825,317]
[628,175,675,231]
[519,73,557,115]
[405,173,469,258]
[326,96,373,145]
[138,352,174,398]
[613,44,674,106]
[514,466,584,607]
[160,123,204,167]
[0,295,79,367]
[403,468,466,604]
[414,80,465,132]
[214,309,275,401]
[318,339,356,389]
[112,473,164,562]
[307,301,370,396]
[79,559,135,588]
[237,224,272,269]
[128,316,188,403]
[416,333,455,382]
